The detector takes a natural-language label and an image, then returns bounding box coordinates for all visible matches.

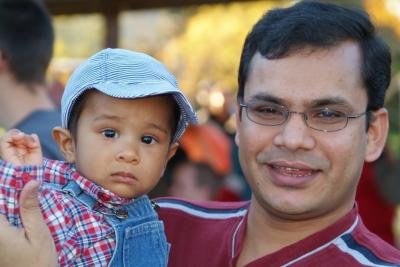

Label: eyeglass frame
[239,102,371,132]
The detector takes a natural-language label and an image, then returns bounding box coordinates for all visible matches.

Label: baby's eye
[102,129,119,138]
[141,136,156,144]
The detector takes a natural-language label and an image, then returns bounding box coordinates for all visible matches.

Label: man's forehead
[248,42,362,74]
[244,42,366,106]
[244,91,355,109]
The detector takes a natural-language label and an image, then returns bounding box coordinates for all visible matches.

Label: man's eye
[311,108,346,123]
[252,105,281,115]
[102,129,119,138]
[314,109,343,118]
[141,136,156,144]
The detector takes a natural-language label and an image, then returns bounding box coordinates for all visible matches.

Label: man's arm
[0,180,57,267]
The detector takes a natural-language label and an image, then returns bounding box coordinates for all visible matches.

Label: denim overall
[62,181,170,267]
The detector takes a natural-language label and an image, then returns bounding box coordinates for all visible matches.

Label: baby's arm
[0,129,43,166]
[0,129,45,227]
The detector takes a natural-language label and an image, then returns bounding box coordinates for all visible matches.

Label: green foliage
[158,1,287,99]
[53,14,105,58]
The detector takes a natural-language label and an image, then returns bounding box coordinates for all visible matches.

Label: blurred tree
[364,0,400,149]
[364,0,400,38]
[49,0,400,142]
[120,9,191,56]
[53,14,105,58]
[158,1,288,100]
[158,0,399,145]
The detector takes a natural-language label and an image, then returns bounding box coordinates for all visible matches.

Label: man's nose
[273,112,316,151]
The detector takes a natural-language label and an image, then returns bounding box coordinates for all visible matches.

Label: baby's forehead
[82,89,175,104]
[78,90,177,117]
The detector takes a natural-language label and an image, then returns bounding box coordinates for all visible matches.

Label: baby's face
[71,91,178,198]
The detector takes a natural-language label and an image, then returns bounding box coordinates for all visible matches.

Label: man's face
[235,42,387,220]
[70,91,178,198]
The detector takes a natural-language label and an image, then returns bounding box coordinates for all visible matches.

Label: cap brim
[93,81,197,123]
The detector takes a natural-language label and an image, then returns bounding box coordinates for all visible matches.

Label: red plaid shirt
[0,159,134,266]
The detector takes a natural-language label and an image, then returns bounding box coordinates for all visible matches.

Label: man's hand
[0,129,43,165]
[0,181,57,267]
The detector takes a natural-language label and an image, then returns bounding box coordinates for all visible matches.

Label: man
[0,0,63,159]
[1,1,400,266]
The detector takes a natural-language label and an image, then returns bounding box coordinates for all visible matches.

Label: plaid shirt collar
[44,159,134,209]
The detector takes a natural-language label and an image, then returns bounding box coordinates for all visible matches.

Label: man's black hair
[238,1,391,112]
[0,0,54,84]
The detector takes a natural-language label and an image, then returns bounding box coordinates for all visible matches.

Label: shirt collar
[231,205,359,266]
[64,163,134,208]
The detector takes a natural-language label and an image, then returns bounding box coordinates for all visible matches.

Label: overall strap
[105,195,158,225]
[61,180,97,210]
[61,180,159,223]
[61,180,135,221]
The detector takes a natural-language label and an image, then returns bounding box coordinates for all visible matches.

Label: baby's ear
[52,127,76,163]
[167,143,179,161]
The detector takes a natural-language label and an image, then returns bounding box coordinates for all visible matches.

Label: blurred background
[44,0,400,150]
[4,0,400,248]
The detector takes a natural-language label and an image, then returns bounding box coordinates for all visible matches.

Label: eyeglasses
[239,102,369,132]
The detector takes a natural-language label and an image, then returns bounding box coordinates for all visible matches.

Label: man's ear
[365,108,389,162]
[235,104,241,146]
[52,127,76,163]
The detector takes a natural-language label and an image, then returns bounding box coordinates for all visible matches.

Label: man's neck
[0,75,55,129]
[236,197,352,267]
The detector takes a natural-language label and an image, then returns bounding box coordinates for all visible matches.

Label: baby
[0,48,197,266]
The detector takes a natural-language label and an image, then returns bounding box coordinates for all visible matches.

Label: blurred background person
[356,146,400,246]
[156,123,243,202]
[168,151,222,201]
[0,0,63,159]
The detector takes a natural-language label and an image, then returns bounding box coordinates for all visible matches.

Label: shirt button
[22,173,30,183]
[98,192,111,202]
[10,178,21,190]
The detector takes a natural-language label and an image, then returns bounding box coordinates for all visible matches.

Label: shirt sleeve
[0,159,44,227]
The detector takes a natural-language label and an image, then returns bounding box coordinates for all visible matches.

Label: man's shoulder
[312,215,400,266]
[156,197,249,267]
[156,197,249,221]
[350,219,400,265]
[155,197,248,239]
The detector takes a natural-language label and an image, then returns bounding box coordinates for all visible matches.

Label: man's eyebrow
[246,93,284,105]
[247,94,353,107]
[309,97,352,108]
